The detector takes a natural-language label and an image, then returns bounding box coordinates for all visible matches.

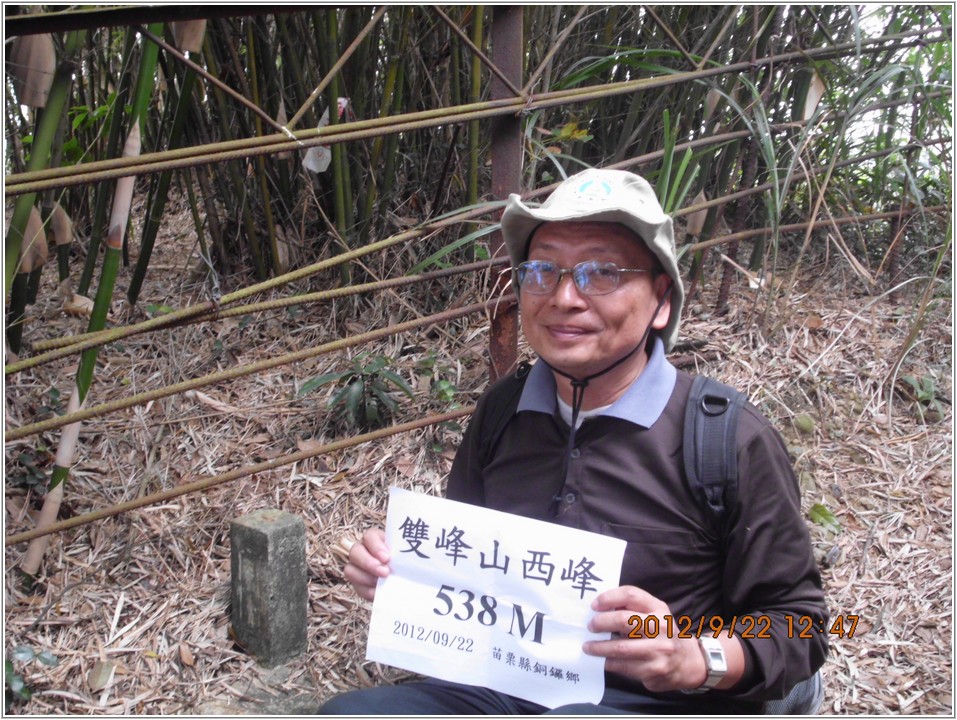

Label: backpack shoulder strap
[479,361,532,467]
[683,375,747,530]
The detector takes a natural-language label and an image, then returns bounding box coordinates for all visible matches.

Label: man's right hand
[343,528,391,601]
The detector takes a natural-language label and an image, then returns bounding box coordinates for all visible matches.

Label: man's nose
[551,271,588,307]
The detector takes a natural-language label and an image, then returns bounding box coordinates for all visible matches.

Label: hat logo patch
[573,178,613,203]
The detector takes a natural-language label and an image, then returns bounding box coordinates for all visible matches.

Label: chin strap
[541,291,670,516]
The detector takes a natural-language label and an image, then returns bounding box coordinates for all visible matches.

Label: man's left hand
[583,585,740,693]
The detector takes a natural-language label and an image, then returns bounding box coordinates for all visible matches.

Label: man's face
[519,221,671,379]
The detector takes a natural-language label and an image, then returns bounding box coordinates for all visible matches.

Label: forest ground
[3,200,952,715]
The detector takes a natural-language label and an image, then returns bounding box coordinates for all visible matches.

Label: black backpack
[478,362,746,531]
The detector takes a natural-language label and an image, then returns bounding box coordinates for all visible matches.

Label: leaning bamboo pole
[37,204,941,357]
[7,29,948,197]
[5,222,443,375]
[6,200,945,446]
[5,407,475,548]
[33,258,507,352]
[20,124,136,576]
[6,301,492,442]
[7,131,948,375]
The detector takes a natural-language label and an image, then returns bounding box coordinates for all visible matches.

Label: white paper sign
[366,487,626,709]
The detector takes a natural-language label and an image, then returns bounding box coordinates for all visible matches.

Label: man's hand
[343,528,391,602]
[582,586,744,693]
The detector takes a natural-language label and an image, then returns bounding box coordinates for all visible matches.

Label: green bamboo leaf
[809,503,842,534]
[406,224,500,275]
[665,148,697,213]
[425,199,507,225]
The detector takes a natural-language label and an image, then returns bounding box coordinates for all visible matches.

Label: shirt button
[564,492,576,504]
[570,448,581,459]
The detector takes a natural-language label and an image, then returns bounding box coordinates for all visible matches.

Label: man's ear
[651,276,672,331]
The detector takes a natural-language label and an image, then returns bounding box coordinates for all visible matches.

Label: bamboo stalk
[357,9,405,244]
[19,390,82,575]
[7,53,949,196]
[6,301,491,442]
[5,31,81,291]
[377,66,406,231]
[202,28,267,280]
[137,22,283,133]
[19,207,126,577]
[466,6,484,261]
[9,150,946,375]
[34,201,938,357]
[6,207,46,355]
[683,208,944,252]
[127,65,198,304]
[10,28,947,193]
[35,258,507,352]
[287,6,388,131]
[432,5,524,99]
[246,21,282,275]
[5,197,507,375]
[77,28,136,296]
[322,11,352,284]
[6,408,476,548]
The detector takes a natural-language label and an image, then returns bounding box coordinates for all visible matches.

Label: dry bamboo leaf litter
[5,232,952,715]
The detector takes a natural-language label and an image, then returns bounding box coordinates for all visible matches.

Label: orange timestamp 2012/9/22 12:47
[626,613,859,640]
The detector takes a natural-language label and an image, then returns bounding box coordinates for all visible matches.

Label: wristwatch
[683,636,728,693]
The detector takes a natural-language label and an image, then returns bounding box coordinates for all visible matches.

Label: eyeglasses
[516,260,654,296]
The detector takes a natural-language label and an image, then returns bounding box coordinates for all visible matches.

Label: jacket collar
[516,336,677,429]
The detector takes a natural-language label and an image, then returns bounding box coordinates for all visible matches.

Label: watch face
[700,637,728,675]
[705,646,729,673]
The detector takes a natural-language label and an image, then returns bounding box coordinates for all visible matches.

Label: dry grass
[4,217,952,714]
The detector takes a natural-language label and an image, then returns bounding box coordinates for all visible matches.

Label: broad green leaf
[344,381,364,423]
[363,355,389,375]
[407,224,500,275]
[378,368,415,398]
[370,384,398,413]
[298,371,351,397]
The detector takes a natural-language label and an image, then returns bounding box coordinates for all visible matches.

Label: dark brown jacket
[447,346,828,703]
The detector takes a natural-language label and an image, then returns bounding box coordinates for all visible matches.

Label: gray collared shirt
[516,336,677,428]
